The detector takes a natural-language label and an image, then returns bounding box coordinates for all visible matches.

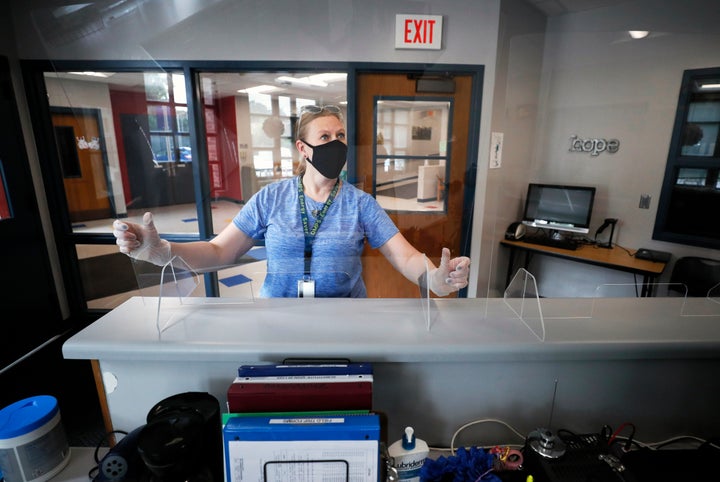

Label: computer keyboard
[522,234,579,250]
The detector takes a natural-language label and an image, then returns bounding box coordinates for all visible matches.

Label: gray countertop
[63,296,720,363]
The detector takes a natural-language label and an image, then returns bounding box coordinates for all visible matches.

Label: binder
[227,375,372,413]
[237,362,373,378]
[223,413,380,481]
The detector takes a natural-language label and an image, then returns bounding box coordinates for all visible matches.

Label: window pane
[144,72,169,101]
[196,71,347,235]
[172,73,187,104]
[45,70,195,237]
[676,168,708,186]
[249,93,272,114]
[374,99,450,213]
[151,135,173,162]
[148,105,172,131]
[278,96,291,116]
[176,106,189,132]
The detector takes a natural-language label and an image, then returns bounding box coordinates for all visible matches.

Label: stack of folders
[223,363,379,481]
[223,412,381,481]
[226,362,373,413]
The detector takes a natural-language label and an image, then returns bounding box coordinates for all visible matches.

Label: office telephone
[92,392,222,482]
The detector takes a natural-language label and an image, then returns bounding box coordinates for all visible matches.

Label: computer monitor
[521,183,596,235]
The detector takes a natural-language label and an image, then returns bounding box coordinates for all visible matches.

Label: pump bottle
[387,426,429,481]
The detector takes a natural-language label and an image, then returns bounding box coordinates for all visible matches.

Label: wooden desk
[500,239,668,296]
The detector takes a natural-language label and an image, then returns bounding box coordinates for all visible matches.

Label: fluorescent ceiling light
[628,30,649,39]
[309,73,347,83]
[238,85,281,94]
[275,73,347,88]
[68,71,112,78]
[699,83,720,90]
[276,76,326,87]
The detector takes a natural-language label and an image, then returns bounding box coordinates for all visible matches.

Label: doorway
[120,114,195,208]
[356,72,478,298]
[51,108,113,222]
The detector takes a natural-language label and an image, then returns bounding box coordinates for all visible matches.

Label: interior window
[654,67,720,248]
[43,68,348,309]
[373,98,451,213]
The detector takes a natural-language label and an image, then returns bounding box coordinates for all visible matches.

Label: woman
[114,105,470,297]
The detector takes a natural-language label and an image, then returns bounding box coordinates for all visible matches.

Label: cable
[607,422,635,451]
[449,418,527,455]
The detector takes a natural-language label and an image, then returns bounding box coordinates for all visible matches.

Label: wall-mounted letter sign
[569,135,620,156]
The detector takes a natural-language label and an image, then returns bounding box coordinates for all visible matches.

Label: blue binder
[223,413,380,481]
[237,362,373,378]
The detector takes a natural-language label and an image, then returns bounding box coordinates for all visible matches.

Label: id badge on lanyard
[297,177,340,299]
[297,275,315,298]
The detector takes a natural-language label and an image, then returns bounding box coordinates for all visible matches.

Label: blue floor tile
[220,274,252,287]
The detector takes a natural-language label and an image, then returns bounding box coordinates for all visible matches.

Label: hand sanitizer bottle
[387,426,429,481]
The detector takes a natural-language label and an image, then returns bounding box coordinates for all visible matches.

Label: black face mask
[302,139,348,179]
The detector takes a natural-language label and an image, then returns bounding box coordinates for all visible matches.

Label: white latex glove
[429,247,471,297]
[112,212,171,266]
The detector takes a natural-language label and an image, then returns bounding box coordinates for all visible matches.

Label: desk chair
[668,256,720,297]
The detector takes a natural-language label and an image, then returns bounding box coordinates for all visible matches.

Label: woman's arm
[114,211,255,271]
[170,222,256,271]
[378,233,470,296]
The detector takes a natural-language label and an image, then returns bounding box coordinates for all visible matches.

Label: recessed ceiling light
[628,30,649,39]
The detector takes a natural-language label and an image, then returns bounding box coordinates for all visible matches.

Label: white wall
[477,0,547,298]
[513,0,720,297]
[516,0,720,296]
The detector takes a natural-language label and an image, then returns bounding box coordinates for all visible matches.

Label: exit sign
[395,14,443,50]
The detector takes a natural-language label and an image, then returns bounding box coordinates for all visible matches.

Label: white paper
[227,439,378,481]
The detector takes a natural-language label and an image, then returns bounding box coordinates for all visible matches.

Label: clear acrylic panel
[503,268,546,341]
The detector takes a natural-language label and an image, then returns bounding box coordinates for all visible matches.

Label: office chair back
[668,256,720,297]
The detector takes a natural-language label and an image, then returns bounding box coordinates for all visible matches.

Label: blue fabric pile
[420,446,502,482]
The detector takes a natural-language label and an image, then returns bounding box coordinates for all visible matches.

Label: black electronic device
[522,430,634,482]
[521,183,596,235]
[595,218,618,249]
[621,445,720,482]
[505,222,526,240]
[93,426,145,482]
[634,248,671,263]
[522,233,579,250]
[92,392,222,482]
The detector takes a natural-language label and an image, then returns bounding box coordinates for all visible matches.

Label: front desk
[62,295,720,448]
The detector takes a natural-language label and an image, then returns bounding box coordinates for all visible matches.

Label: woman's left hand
[430,247,471,296]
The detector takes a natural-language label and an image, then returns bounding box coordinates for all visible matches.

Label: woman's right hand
[112,212,171,266]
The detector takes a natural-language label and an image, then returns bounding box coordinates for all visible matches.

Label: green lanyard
[298,176,340,275]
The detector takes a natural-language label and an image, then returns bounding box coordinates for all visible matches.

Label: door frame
[348,63,484,295]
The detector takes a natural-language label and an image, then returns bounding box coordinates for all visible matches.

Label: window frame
[653,66,720,249]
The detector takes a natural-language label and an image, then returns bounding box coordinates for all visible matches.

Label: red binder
[227,374,373,413]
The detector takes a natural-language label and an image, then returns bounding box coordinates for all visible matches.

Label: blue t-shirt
[233,177,399,297]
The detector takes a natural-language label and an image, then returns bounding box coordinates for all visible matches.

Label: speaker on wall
[505,222,526,240]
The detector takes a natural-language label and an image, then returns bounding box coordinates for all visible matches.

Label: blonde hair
[295,106,344,176]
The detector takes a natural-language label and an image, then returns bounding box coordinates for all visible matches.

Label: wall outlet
[639,194,651,209]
